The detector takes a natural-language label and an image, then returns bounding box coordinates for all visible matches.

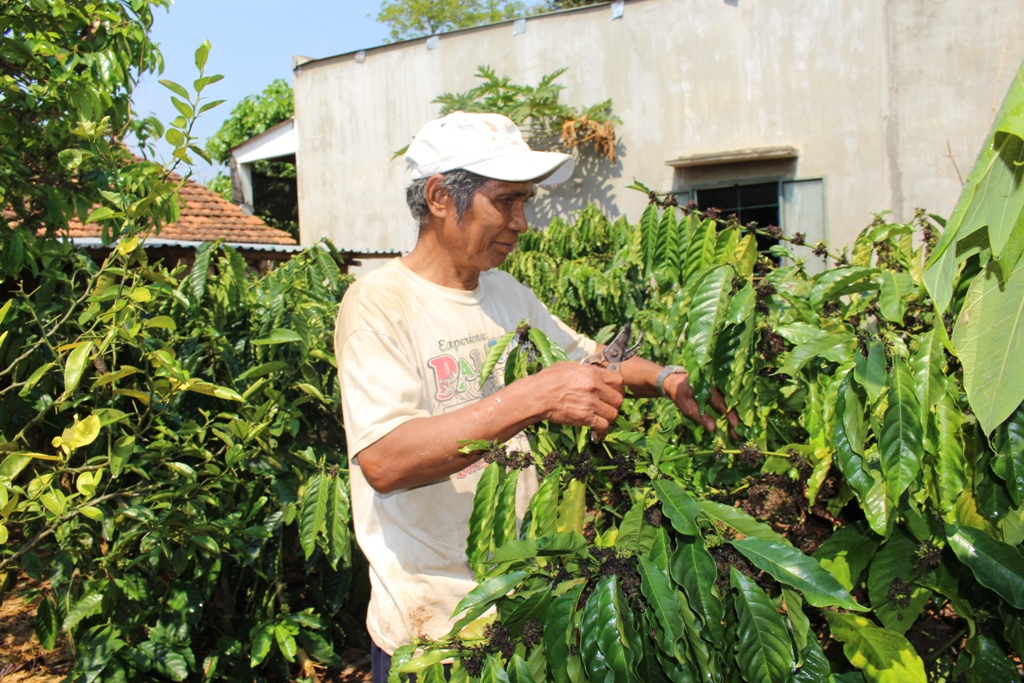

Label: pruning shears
[580,320,644,373]
[580,321,642,442]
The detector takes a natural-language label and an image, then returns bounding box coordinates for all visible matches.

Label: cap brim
[460,150,575,186]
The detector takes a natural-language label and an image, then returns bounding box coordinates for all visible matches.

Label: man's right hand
[529,361,625,437]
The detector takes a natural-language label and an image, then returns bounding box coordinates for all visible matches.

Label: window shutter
[781,179,827,274]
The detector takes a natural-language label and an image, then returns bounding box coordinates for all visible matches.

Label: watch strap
[655,365,686,396]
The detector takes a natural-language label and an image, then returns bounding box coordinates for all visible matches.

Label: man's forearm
[357,361,626,493]
[356,378,546,493]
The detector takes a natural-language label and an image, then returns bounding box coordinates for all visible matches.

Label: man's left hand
[663,372,742,437]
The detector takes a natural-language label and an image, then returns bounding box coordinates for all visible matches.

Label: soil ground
[0,581,371,683]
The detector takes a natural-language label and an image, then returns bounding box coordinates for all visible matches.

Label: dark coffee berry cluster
[541,450,565,475]
[914,541,943,570]
[764,224,783,239]
[590,547,643,602]
[790,232,806,246]
[822,301,841,318]
[757,326,787,362]
[483,445,532,470]
[812,241,829,259]
[887,577,913,612]
[521,620,544,648]
[737,442,765,469]
[755,280,776,299]
[484,623,516,661]
[644,504,664,528]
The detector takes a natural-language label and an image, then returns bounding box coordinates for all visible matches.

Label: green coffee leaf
[651,479,700,535]
[879,356,923,501]
[813,520,880,591]
[953,259,1024,435]
[253,329,303,345]
[730,536,866,611]
[946,523,1024,609]
[63,591,104,631]
[730,568,794,683]
[669,535,725,643]
[299,473,329,559]
[450,571,529,634]
[866,530,932,632]
[825,612,926,683]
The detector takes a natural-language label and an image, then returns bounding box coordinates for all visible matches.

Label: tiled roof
[26,175,297,246]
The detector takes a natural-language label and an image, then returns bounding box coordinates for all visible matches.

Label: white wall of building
[293,0,1024,255]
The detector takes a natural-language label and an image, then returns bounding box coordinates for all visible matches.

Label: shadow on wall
[526,140,626,227]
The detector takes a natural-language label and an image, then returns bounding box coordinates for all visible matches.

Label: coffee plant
[0,15,360,680]
[393,62,1024,683]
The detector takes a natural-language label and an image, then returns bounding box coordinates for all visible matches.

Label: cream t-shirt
[334,259,596,654]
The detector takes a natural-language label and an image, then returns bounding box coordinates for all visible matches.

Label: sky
[132,0,388,183]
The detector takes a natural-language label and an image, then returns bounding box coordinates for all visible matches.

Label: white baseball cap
[405,112,575,185]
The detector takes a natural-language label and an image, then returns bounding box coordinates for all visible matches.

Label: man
[335,112,730,681]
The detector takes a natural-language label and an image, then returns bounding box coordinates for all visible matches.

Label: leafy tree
[537,0,604,8]
[206,78,298,239]
[377,0,527,42]
[403,65,620,164]
[0,0,170,280]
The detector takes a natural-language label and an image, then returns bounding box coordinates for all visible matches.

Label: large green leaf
[813,521,880,592]
[910,330,947,421]
[467,463,503,568]
[866,530,932,633]
[581,575,634,683]
[834,375,874,502]
[946,523,1024,609]
[525,472,560,539]
[877,272,915,323]
[637,558,685,659]
[729,537,865,611]
[697,500,789,545]
[641,202,660,278]
[507,653,537,683]
[652,479,700,535]
[480,331,515,387]
[556,478,586,534]
[853,340,887,404]
[878,356,924,501]
[794,638,832,683]
[299,473,329,560]
[933,391,968,515]
[34,596,59,650]
[450,571,530,633]
[325,473,351,570]
[963,635,1020,683]
[682,218,717,285]
[543,581,586,683]
[669,536,725,644]
[775,332,855,378]
[683,265,731,383]
[493,468,521,549]
[952,258,1024,435]
[810,267,878,306]
[992,400,1024,506]
[924,62,1024,311]
[730,568,794,683]
[825,613,926,683]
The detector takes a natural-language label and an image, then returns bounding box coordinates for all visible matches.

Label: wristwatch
[655,365,687,396]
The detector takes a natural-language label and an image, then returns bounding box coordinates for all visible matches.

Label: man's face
[445,179,534,273]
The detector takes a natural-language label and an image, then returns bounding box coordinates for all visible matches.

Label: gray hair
[406,169,491,229]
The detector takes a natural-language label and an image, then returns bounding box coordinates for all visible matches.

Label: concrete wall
[293,0,1024,254]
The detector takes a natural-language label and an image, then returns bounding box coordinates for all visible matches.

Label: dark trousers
[371,641,451,683]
